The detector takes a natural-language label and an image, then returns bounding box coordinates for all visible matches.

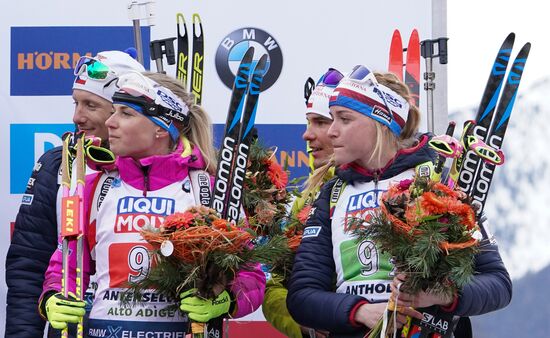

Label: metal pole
[128,0,155,66]
[422,40,436,133]
[132,19,144,65]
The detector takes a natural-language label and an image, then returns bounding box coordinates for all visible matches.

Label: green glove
[45,292,86,330]
[179,289,231,322]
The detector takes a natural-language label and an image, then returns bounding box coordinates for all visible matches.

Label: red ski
[405,29,420,107]
[388,29,403,81]
[388,29,421,107]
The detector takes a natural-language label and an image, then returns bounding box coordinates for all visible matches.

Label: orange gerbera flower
[265,159,289,189]
[432,182,460,198]
[162,211,195,230]
[296,205,313,225]
[212,218,232,231]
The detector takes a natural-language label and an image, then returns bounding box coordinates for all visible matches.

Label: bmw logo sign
[215,27,283,91]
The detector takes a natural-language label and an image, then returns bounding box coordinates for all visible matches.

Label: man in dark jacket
[5,50,144,338]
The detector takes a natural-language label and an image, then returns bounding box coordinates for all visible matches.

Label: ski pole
[448,120,475,188]
[74,132,86,338]
[60,133,72,338]
[127,0,156,65]
[430,121,456,182]
[420,37,448,133]
[60,132,84,337]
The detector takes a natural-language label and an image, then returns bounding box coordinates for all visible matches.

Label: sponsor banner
[87,318,186,338]
[11,26,150,96]
[10,123,73,194]
[213,123,309,181]
[215,27,283,92]
[11,123,307,194]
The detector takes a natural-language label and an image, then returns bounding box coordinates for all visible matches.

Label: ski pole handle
[432,121,456,182]
[150,38,176,73]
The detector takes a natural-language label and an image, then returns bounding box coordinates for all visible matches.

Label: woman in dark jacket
[286,65,511,337]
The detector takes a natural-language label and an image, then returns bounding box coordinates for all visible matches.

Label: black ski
[468,42,531,215]
[190,14,204,104]
[176,13,189,87]
[211,47,254,220]
[175,13,204,105]
[407,34,530,338]
[457,33,515,195]
[224,54,268,223]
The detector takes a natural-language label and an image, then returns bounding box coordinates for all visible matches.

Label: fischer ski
[176,13,204,104]
[176,13,189,87]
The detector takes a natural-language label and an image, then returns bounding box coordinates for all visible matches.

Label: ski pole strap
[429,135,463,159]
[464,135,505,166]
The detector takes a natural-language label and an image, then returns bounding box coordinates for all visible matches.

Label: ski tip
[411,28,419,38]
[255,54,269,76]
[502,32,515,47]
[243,47,255,62]
[176,13,185,23]
[192,13,202,24]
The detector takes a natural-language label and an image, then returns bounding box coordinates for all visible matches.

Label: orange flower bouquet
[243,139,292,238]
[124,205,286,305]
[353,176,481,337]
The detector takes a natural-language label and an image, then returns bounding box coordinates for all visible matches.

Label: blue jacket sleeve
[5,147,62,338]
[287,180,366,334]
[455,240,512,316]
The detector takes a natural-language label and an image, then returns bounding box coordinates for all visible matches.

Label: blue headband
[113,99,181,142]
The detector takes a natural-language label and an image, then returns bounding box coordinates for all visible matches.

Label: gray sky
[447,0,545,110]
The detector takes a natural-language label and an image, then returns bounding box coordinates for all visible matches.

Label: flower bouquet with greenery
[123,205,287,336]
[242,139,292,238]
[351,176,480,337]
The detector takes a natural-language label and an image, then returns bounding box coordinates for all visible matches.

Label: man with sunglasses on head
[5,50,144,338]
[262,68,343,338]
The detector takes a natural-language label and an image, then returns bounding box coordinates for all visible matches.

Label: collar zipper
[141,165,151,197]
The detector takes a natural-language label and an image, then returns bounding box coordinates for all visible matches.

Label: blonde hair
[143,72,217,175]
[305,71,422,190]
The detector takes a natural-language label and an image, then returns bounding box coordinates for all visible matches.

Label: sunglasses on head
[348,64,395,117]
[318,68,344,86]
[74,56,114,80]
[304,68,344,104]
[112,72,188,123]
